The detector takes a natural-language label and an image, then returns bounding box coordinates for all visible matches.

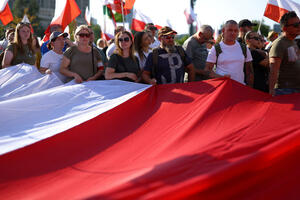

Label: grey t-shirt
[64,46,102,81]
[269,35,300,89]
[182,36,208,81]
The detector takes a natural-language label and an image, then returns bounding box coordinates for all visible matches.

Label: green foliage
[114,13,123,22]
[91,24,101,43]
[252,20,270,37]
[175,35,189,46]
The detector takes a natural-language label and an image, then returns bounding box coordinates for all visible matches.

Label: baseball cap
[267,31,278,40]
[239,19,258,28]
[49,31,68,42]
[158,26,177,37]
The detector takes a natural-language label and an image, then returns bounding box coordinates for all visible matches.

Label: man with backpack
[204,20,254,87]
[142,26,195,85]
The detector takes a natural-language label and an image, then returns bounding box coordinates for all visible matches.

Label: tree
[12,0,44,37]
[252,20,271,37]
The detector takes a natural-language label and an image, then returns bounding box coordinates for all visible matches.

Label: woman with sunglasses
[2,22,36,68]
[245,31,269,92]
[134,31,152,70]
[105,31,140,82]
[60,25,104,83]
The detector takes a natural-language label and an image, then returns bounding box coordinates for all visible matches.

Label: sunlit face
[223,23,239,43]
[160,34,175,46]
[247,32,260,48]
[142,33,151,48]
[118,33,132,50]
[19,26,31,42]
[76,30,90,44]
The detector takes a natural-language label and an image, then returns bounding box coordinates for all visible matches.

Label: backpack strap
[239,42,247,59]
[152,47,159,78]
[214,43,222,68]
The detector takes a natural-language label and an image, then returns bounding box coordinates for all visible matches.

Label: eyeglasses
[78,33,90,38]
[286,22,300,28]
[163,35,175,40]
[118,37,130,42]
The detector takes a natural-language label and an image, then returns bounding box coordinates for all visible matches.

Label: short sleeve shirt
[269,35,300,89]
[144,47,191,84]
[107,54,140,75]
[7,43,36,66]
[63,46,102,81]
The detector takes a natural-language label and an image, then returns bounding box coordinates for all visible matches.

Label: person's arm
[204,62,223,78]
[245,61,254,87]
[142,70,157,85]
[86,69,104,81]
[105,67,137,81]
[269,57,281,96]
[64,38,75,47]
[185,63,195,82]
[2,49,13,68]
[59,56,83,83]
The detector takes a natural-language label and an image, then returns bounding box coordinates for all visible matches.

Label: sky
[195,0,300,31]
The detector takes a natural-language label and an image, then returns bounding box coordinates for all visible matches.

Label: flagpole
[257,18,263,34]
[121,1,125,27]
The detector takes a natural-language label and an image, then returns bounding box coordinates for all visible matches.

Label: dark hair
[280,11,298,28]
[114,26,125,36]
[134,31,147,62]
[114,31,136,61]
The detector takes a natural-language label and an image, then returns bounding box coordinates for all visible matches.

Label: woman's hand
[73,73,83,83]
[45,69,52,74]
[126,72,138,81]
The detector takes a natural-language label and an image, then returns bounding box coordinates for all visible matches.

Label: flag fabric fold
[264,0,300,22]
[85,6,91,25]
[1,77,300,199]
[0,0,13,25]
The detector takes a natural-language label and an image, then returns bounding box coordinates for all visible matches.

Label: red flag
[43,0,81,41]
[124,0,136,9]
[264,0,300,22]
[0,0,13,25]
[1,78,300,199]
[107,0,131,15]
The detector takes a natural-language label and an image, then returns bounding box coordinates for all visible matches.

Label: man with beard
[269,11,300,96]
[142,26,195,85]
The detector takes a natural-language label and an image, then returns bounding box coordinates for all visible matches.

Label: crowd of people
[0,11,299,96]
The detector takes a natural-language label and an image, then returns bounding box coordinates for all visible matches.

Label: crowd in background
[0,11,299,96]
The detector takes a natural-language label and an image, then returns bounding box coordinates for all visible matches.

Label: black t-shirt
[251,49,269,92]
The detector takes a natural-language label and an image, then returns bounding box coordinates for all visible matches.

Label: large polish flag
[0,0,13,25]
[131,0,191,34]
[43,0,81,41]
[264,0,300,22]
[1,64,300,198]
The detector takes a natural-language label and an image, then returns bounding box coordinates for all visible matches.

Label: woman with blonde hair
[105,30,140,82]
[60,25,104,83]
[2,22,35,68]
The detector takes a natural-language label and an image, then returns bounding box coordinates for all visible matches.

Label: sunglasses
[286,22,300,28]
[250,36,260,41]
[118,37,130,42]
[78,33,90,38]
[163,35,175,40]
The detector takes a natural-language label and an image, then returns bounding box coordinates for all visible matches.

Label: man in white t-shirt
[205,20,254,86]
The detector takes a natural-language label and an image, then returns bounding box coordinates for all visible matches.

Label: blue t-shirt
[144,47,191,84]
[41,40,68,56]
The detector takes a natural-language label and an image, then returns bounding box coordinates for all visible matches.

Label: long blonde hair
[114,31,136,61]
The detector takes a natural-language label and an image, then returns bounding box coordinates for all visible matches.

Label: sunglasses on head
[286,22,300,28]
[118,37,130,42]
[163,35,175,40]
[78,33,90,38]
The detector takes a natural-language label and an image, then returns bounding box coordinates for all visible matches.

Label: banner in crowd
[131,0,192,34]
[0,0,13,25]
[1,75,300,199]
[264,0,300,22]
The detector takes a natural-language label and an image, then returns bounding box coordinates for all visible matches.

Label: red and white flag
[264,0,300,22]
[43,0,81,41]
[85,6,91,25]
[0,0,13,25]
[131,0,191,34]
